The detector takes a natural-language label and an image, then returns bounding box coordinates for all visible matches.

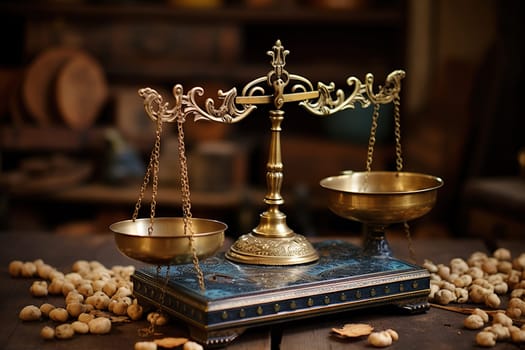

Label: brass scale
[110,40,443,347]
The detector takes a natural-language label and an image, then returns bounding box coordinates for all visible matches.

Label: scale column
[225,109,319,265]
[253,109,292,238]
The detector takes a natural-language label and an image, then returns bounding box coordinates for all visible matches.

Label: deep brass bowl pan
[320,171,443,224]
[110,217,226,265]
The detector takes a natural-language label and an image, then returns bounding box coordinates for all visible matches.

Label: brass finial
[267,40,290,109]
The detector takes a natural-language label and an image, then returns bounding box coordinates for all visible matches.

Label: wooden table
[0,231,522,350]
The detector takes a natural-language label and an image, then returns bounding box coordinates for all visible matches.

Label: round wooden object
[55,52,108,130]
[21,47,80,125]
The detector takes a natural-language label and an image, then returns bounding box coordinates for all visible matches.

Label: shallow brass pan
[320,171,444,225]
[110,217,226,265]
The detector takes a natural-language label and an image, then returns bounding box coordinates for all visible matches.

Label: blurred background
[0,0,523,240]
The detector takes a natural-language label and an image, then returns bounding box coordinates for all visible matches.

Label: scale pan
[110,217,226,265]
[320,171,443,224]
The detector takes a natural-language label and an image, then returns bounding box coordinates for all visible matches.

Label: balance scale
[110,40,443,347]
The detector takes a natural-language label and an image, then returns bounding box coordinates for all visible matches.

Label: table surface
[0,231,523,350]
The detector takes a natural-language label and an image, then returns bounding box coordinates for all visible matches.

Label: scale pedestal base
[132,240,430,348]
[225,231,319,265]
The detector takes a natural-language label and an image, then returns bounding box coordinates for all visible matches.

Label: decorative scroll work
[138,40,404,125]
[179,85,256,124]
[138,84,257,124]
[300,70,406,116]
[138,87,180,123]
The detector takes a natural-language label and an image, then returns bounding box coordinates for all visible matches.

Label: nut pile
[9,258,203,349]
[424,248,525,347]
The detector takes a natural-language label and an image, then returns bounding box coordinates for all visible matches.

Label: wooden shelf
[0,126,155,152]
[0,1,407,85]
[0,2,405,25]
[0,126,106,151]
[49,183,250,209]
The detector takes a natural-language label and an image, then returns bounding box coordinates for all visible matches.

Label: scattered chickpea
[509,297,525,312]
[476,331,497,347]
[88,317,112,334]
[61,281,76,297]
[423,259,438,273]
[114,286,132,299]
[464,315,485,330]
[72,259,90,272]
[65,272,83,286]
[429,283,439,300]
[469,285,489,304]
[484,324,511,341]
[493,248,511,261]
[492,312,513,327]
[437,264,451,280]
[49,308,69,323]
[513,253,525,270]
[8,260,24,277]
[506,307,522,319]
[450,258,469,275]
[77,283,94,298]
[472,308,489,323]
[497,261,513,274]
[39,303,56,317]
[36,264,54,280]
[47,278,65,295]
[27,280,48,297]
[102,281,118,297]
[72,321,90,334]
[135,341,158,350]
[484,293,501,309]
[455,288,469,303]
[368,330,396,348]
[511,329,525,343]
[19,305,41,321]
[453,275,472,288]
[183,341,204,350]
[493,282,508,295]
[40,326,55,340]
[147,312,169,326]
[66,302,87,318]
[20,262,37,278]
[467,266,484,279]
[85,291,110,310]
[48,270,64,281]
[468,252,488,267]
[55,323,75,340]
[434,289,456,305]
[111,300,129,316]
[481,261,498,275]
[65,291,84,305]
[384,329,398,341]
[127,299,144,321]
[92,279,106,292]
[77,312,95,324]
[511,288,525,299]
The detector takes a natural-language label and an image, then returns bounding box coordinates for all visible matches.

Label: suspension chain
[176,116,206,291]
[132,112,163,236]
[365,103,381,173]
[393,94,404,173]
[393,93,416,263]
